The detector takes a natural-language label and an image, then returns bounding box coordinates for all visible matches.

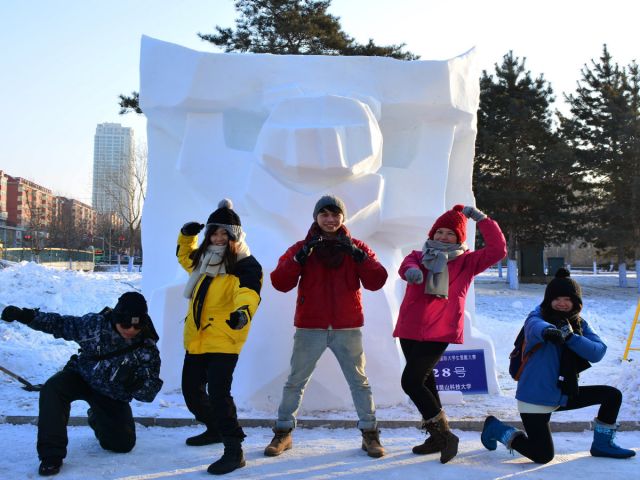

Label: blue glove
[462,206,487,222]
[404,268,424,284]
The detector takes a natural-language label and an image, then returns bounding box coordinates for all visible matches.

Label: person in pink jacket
[393,204,506,464]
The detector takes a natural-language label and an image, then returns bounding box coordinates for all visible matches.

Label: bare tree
[102,144,147,258]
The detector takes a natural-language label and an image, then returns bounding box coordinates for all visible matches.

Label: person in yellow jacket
[177,199,262,475]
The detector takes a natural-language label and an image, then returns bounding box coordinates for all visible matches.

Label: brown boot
[412,418,444,454]
[361,429,385,458]
[264,428,293,457]
[424,410,459,464]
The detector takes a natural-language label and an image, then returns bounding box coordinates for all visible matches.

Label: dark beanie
[428,204,467,243]
[114,291,148,315]
[542,268,583,311]
[313,195,347,221]
[206,199,243,241]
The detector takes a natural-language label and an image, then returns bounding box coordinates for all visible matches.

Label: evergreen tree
[475,52,577,272]
[119,0,417,114]
[561,45,640,279]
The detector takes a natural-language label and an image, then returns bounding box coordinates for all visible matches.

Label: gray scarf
[421,240,467,298]
[183,242,251,299]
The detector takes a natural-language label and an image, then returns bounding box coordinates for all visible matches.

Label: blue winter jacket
[30,311,163,403]
[515,305,606,407]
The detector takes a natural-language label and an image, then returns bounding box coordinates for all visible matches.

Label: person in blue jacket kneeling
[481,268,635,463]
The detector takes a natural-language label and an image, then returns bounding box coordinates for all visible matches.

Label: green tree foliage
[561,45,640,263]
[475,52,578,261]
[119,0,417,114]
[202,0,418,59]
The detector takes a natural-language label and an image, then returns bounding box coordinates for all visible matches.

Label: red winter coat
[271,228,388,329]
[393,218,506,344]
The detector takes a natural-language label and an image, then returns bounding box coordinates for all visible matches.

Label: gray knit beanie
[313,195,347,221]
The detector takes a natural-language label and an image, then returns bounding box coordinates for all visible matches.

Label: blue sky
[1,0,638,203]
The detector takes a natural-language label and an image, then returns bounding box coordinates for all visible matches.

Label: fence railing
[1,248,94,263]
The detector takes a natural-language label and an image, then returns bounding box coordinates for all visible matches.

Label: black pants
[513,385,622,464]
[399,339,449,420]
[182,352,245,439]
[37,370,135,460]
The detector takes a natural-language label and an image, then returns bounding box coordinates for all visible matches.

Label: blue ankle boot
[481,415,523,451]
[590,418,636,459]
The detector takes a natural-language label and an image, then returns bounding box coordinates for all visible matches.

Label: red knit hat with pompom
[428,204,467,243]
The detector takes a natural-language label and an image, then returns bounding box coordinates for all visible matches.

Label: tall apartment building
[92,122,135,215]
[0,170,8,225]
[5,176,54,229]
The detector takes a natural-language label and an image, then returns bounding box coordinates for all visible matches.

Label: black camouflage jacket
[29,310,163,402]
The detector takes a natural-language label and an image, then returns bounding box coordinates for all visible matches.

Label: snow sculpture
[139,36,499,414]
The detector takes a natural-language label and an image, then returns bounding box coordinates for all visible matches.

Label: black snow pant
[37,369,135,460]
[513,385,623,464]
[399,339,449,420]
[181,352,245,440]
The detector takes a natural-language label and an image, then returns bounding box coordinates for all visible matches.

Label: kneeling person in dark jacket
[1,292,163,477]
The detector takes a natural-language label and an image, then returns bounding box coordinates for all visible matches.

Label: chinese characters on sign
[434,349,488,394]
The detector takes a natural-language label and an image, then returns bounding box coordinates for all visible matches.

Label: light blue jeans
[275,328,377,431]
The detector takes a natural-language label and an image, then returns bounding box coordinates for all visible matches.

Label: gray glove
[404,268,424,284]
[558,319,574,341]
[462,206,487,222]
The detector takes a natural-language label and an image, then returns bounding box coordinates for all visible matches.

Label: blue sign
[433,349,488,394]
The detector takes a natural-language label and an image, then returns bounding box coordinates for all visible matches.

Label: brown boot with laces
[264,428,293,457]
[361,429,385,458]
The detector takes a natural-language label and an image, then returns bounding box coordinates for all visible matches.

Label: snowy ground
[0,261,638,478]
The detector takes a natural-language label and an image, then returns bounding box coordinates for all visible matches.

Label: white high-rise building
[92,123,134,215]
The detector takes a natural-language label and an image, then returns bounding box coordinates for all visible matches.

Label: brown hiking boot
[264,428,293,457]
[424,410,459,463]
[361,429,385,458]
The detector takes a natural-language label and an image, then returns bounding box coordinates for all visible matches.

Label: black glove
[113,362,144,393]
[558,319,574,341]
[1,306,36,324]
[542,327,564,345]
[226,309,248,330]
[336,236,367,263]
[181,222,204,236]
[294,235,323,265]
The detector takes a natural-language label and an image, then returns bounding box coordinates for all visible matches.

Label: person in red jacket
[393,205,506,464]
[264,195,388,459]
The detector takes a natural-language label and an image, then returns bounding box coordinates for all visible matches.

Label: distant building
[56,197,97,238]
[92,122,135,215]
[5,176,54,229]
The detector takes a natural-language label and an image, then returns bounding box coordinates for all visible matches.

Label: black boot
[38,457,63,476]
[186,428,223,446]
[207,437,246,475]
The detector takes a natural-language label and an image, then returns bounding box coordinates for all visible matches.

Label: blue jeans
[276,328,377,431]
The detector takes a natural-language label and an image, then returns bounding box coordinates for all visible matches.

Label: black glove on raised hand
[1,306,36,324]
[558,319,574,341]
[461,206,487,222]
[181,222,205,236]
[542,327,565,345]
[226,309,249,330]
[336,236,368,263]
[294,235,323,265]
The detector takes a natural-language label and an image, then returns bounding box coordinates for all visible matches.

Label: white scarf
[183,242,251,299]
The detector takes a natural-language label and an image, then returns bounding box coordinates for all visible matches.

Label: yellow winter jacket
[177,233,262,354]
